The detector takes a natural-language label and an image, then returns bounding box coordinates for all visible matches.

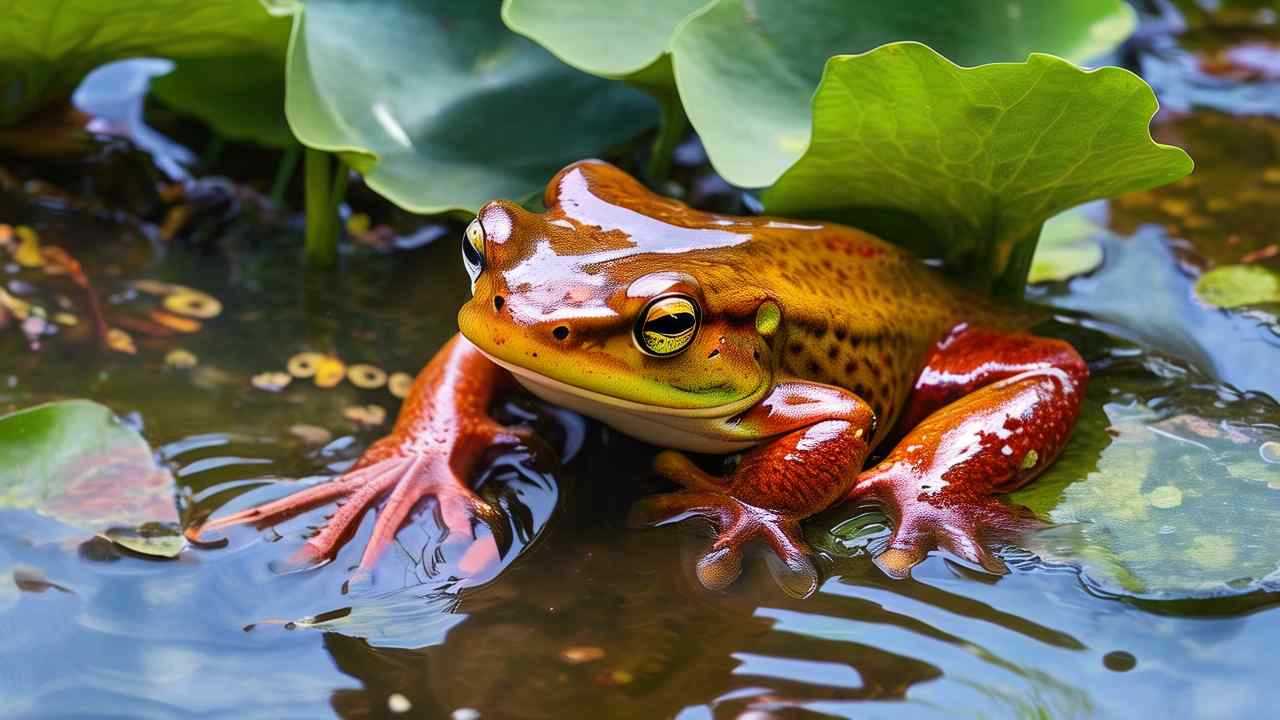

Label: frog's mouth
[475,349,766,454]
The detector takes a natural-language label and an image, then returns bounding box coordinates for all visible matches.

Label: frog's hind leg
[631,382,876,597]
[848,325,1088,579]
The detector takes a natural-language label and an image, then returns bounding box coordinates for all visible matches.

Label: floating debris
[252,371,292,392]
[1262,441,1280,464]
[560,646,606,665]
[387,694,412,714]
[52,312,78,326]
[347,363,387,389]
[287,351,325,378]
[105,327,136,354]
[149,309,201,333]
[343,404,386,427]
[0,224,12,250]
[133,279,178,295]
[288,424,332,445]
[163,288,222,319]
[164,349,198,369]
[314,356,346,388]
[12,226,43,268]
[388,371,413,399]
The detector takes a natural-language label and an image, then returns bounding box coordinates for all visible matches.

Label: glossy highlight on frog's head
[457,160,776,417]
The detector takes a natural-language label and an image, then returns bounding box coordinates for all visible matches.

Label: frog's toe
[631,490,821,597]
[873,496,1036,579]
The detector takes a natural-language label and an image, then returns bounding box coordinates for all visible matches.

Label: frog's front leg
[631,382,875,596]
[849,325,1088,578]
[192,334,531,573]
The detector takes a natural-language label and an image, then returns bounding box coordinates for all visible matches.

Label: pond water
[3,6,1280,720]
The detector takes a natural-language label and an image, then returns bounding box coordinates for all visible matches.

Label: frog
[196,160,1087,596]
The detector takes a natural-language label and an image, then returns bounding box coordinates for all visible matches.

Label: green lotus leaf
[1195,264,1280,309]
[0,400,181,558]
[764,43,1193,295]
[277,0,656,214]
[500,0,707,89]
[0,0,289,130]
[672,0,1137,188]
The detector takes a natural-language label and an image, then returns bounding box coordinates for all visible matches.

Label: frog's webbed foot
[629,450,821,598]
[191,451,509,574]
[850,468,1045,579]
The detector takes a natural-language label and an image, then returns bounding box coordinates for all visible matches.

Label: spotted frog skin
[197,161,1087,595]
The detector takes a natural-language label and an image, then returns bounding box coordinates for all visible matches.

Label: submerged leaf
[763,43,1193,295]
[1195,264,1280,308]
[278,0,655,214]
[0,400,181,557]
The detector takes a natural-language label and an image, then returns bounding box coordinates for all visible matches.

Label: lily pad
[673,0,1138,188]
[1029,203,1107,284]
[0,0,290,129]
[1195,264,1280,308]
[1009,358,1280,599]
[276,0,656,214]
[763,43,1194,296]
[0,400,181,557]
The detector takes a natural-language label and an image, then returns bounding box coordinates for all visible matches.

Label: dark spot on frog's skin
[807,360,821,375]
[753,350,760,361]
[844,361,856,375]
[834,326,847,341]
[788,343,804,355]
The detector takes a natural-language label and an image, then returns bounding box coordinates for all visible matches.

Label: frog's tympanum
[198,161,1086,595]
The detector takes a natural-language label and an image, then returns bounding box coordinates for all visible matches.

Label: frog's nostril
[493,295,504,311]
[552,325,570,341]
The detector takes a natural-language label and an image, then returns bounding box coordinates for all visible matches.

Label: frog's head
[457,161,777,420]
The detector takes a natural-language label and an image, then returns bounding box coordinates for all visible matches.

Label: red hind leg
[849,325,1088,578]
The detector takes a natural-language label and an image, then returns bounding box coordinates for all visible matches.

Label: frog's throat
[476,350,764,454]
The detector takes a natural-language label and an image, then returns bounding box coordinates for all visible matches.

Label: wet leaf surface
[0,400,180,557]
[277,0,656,214]
[764,43,1192,293]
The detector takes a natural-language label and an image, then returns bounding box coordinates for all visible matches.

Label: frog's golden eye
[635,295,700,357]
[462,218,485,288]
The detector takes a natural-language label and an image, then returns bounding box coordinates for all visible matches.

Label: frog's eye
[635,295,700,357]
[462,218,485,289]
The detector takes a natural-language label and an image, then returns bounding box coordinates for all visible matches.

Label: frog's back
[745,221,1029,433]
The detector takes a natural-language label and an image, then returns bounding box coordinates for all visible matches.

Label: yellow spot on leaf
[560,646,605,664]
[1147,485,1183,509]
[1189,534,1235,570]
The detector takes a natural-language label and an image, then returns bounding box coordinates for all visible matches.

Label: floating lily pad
[674,0,1137,188]
[763,43,1194,296]
[1029,204,1108,284]
[0,400,181,558]
[1195,264,1280,308]
[276,0,656,214]
[1010,361,1280,599]
[0,0,290,131]
[1046,227,1280,398]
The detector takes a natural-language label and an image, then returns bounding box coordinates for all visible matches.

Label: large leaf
[277,0,656,214]
[0,400,181,557]
[500,0,707,88]
[0,0,288,130]
[763,43,1194,295]
[672,0,1138,188]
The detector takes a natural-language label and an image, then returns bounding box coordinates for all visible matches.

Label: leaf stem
[270,144,301,207]
[646,95,688,185]
[992,228,1042,299]
[304,148,343,268]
